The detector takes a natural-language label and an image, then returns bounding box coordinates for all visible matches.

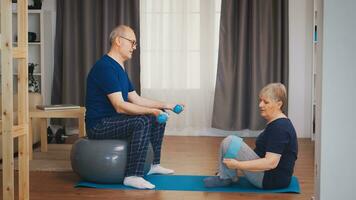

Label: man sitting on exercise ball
[85,25,183,189]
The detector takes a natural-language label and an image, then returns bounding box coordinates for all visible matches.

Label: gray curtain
[51,0,140,128]
[52,0,141,107]
[212,0,289,131]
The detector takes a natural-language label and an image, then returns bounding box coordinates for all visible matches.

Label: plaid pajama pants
[86,114,166,177]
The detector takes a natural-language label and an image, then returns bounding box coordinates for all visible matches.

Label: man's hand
[223,158,240,170]
[164,103,185,111]
[150,108,163,117]
[164,103,175,110]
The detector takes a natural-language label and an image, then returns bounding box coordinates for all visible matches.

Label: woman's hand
[223,158,240,170]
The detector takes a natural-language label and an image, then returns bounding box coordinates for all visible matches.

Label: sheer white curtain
[140,0,221,135]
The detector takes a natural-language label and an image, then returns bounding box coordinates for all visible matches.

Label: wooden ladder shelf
[1,0,30,200]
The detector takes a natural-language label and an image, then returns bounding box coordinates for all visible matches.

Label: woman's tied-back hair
[259,83,287,110]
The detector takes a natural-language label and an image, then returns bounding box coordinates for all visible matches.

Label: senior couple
[85,25,298,190]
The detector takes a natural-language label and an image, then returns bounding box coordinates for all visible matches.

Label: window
[140,0,222,131]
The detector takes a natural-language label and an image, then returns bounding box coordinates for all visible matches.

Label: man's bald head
[109,25,135,46]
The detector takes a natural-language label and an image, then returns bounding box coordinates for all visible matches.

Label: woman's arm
[223,152,281,172]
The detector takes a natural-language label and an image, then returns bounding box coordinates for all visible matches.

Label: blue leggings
[87,114,165,177]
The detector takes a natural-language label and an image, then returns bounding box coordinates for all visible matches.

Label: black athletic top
[254,118,298,189]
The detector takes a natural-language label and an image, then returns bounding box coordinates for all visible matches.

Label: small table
[29,107,86,159]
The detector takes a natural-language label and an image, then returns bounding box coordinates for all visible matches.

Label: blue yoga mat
[75,175,300,193]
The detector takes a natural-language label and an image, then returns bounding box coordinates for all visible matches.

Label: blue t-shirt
[254,118,298,189]
[85,55,134,129]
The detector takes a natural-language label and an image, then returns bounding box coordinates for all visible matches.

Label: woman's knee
[222,135,242,147]
[221,135,244,156]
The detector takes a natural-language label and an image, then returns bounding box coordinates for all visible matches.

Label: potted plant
[28,63,40,92]
[28,0,42,10]
[12,0,17,11]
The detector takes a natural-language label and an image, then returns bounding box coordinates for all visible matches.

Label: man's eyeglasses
[119,36,137,48]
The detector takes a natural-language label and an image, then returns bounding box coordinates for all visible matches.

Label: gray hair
[109,25,131,46]
[259,83,287,110]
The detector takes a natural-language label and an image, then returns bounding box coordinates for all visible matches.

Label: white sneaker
[147,164,174,175]
[123,176,155,189]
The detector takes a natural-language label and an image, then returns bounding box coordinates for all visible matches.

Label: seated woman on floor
[204,83,298,189]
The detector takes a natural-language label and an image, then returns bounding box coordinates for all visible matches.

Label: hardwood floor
[1,136,314,200]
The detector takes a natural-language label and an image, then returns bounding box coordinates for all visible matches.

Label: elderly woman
[204,83,298,189]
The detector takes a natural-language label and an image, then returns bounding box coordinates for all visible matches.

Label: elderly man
[85,25,181,189]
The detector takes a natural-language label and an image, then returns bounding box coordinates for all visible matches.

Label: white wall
[316,0,356,199]
[42,0,56,105]
[288,0,314,138]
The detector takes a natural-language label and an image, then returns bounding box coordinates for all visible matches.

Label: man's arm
[223,152,281,172]
[108,92,161,116]
[128,91,175,110]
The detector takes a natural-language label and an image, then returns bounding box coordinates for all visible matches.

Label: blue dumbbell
[157,112,169,124]
[173,104,183,114]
